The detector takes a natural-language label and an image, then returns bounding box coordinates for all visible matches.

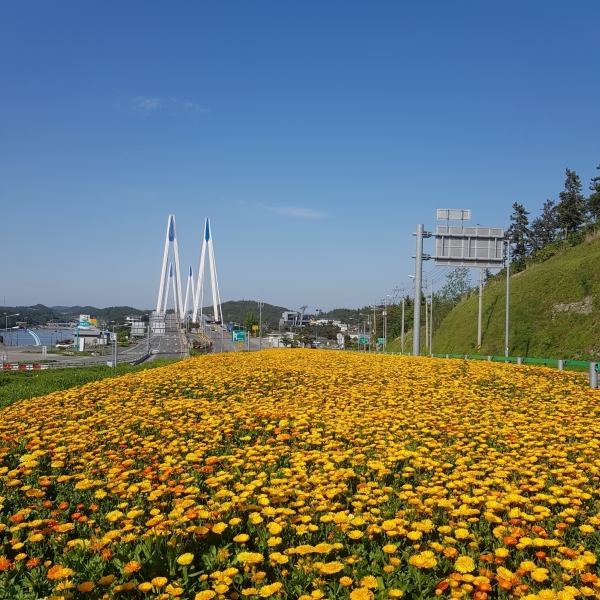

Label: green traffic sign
[378,338,385,345]
[358,335,369,344]
[231,330,246,342]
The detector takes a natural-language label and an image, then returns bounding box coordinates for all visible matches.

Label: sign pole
[477,268,483,349]
[413,224,424,356]
[505,243,510,358]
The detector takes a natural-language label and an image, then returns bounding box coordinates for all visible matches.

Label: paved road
[206,327,265,353]
[152,314,188,359]
[2,314,189,367]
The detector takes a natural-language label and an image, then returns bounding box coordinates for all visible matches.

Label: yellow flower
[138,582,153,593]
[166,584,184,596]
[259,583,283,597]
[350,588,374,600]
[360,575,379,589]
[195,592,217,600]
[151,577,168,588]
[98,574,117,586]
[176,553,194,566]
[455,556,475,574]
[531,568,550,583]
[383,544,397,554]
[234,534,250,543]
[242,589,259,596]
[212,522,228,534]
[237,552,263,565]
[389,591,403,598]
[348,530,364,540]
[454,528,470,539]
[319,561,344,575]
[339,577,353,587]
[495,548,510,558]
[267,522,282,535]
[77,582,94,592]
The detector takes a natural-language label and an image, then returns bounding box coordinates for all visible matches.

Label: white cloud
[266,205,326,219]
[119,96,210,116]
[131,96,161,113]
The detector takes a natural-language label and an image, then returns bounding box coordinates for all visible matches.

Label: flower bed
[0,350,599,600]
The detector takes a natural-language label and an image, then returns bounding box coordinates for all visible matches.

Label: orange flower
[435,581,449,591]
[26,558,41,569]
[124,560,142,573]
[0,557,13,571]
[502,536,518,546]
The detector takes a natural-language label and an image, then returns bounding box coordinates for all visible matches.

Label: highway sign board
[358,335,369,344]
[435,225,505,268]
[436,209,471,222]
[377,338,385,345]
[232,330,246,342]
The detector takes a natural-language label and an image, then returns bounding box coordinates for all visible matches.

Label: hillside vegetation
[433,232,600,360]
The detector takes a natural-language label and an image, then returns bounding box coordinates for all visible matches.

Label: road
[151,314,188,359]
[2,314,188,367]
[205,326,264,353]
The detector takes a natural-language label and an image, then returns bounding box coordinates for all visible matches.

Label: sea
[0,328,75,347]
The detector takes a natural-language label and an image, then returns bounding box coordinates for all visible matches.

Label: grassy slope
[0,359,178,409]
[434,235,600,360]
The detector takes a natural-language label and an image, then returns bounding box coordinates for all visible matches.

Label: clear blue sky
[2,1,599,312]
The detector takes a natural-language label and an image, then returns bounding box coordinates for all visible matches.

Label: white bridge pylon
[192,218,222,324]
[156,214,184,319]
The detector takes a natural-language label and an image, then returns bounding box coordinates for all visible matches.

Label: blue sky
[1,1,599,312]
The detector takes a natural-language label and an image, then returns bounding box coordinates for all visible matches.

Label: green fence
[432,353,590,368]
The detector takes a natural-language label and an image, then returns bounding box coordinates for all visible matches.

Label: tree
[557,168,586,236]
[530,199,559,251]
[244,311,257,333]
[506,202,531,263]
[587,165,600,222]
[439,268,472,305]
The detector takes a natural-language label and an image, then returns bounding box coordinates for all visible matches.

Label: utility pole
[429,280,433,356]
[412,224,432,356]
[258,300,264,351]
[505,242,510,358]
[401,293,405,354]
[424,275,429,353]
[477,268,483,349]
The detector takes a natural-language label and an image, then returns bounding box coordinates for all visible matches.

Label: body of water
[0,328,75,347]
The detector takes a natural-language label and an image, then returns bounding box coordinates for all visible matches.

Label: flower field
[1,350,599,600]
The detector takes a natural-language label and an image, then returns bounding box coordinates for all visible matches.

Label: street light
[258,300,264,351]
[3,313,19,347]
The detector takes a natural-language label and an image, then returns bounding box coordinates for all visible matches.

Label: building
[279,311,311,328]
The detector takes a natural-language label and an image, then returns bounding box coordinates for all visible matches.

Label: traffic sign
[377,338,385,345]
[358,335,368,344]
[227,325,233,331]
[252,325,259,331]
[232,330,246,342]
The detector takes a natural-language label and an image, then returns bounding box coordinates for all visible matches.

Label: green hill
[433,233,600,360]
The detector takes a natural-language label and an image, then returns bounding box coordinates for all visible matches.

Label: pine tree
[557,168,586,236]
[530,199,559,250]
[587,165,600,222]
[507,202,531,262]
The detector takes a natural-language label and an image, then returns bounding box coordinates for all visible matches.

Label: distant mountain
[208,300,290,331]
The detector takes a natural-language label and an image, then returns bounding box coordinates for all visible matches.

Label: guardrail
[1,354,151,370]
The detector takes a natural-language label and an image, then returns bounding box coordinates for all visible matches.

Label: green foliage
[434,234,600,360]
[244,311,258,332]
[507,202,531,262]
[557,168,586,235]
[0,359,177,409]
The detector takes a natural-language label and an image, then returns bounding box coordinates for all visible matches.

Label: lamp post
[3,313,19,347]
[505,241,510,358]
[258,300,264,351]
